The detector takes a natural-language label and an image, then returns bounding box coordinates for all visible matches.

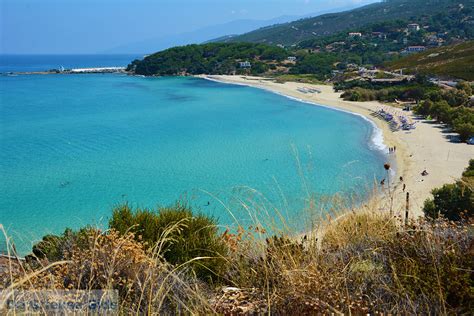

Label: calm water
[0,73,387,255]
[0,54,140,73]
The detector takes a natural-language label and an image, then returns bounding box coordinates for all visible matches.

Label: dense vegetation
[127,43,288,76]
[423,160,474,220]
[129,26,474,81]
[26,203,227,283]
[201,0,474,80]
[109,203,228,282]
[413,80,474,141]
[387,41,474,80]
[336,75,439,102]
[217,0,474,46]
[289,19,474,80]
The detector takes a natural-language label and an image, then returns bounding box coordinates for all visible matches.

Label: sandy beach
[199,75,474,217]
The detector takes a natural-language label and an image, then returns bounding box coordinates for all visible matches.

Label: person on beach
[421,170,429,176]
[399,176,403,182]
[380,179,385,186]
[403,183,406,192]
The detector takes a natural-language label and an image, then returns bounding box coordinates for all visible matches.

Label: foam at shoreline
[202,76,388,155]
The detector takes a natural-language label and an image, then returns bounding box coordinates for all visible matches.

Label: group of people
[388,146,397,153]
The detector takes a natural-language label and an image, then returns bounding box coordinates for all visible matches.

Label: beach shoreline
[198,75,474,218]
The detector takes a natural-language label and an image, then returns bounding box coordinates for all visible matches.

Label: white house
[239,61,251,68]
[287,56,297,62]
[348,32,362,37]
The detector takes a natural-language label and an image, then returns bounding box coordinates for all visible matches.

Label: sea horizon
[0,54,142,73]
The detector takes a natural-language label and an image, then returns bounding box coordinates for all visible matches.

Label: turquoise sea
[0,71,388,255]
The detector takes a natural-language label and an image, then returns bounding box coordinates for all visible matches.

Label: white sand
[199,75,474,217]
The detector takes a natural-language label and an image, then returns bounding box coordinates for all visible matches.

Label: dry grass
[219,208,473,315]
[1,228,213,314]
[1,196,473,315]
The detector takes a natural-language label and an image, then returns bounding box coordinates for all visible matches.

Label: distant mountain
[217,0,474,46]
[104,15,302,54]
[105,2,377,54]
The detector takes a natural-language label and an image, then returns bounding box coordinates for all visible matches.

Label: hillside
[217,0,474,46]
[127,43,289,76]
[105,15,304,54]
[387,41,474,80]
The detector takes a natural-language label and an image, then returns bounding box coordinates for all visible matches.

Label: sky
[1,0,379,54]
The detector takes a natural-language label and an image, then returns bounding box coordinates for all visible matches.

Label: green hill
[127,43,288,76]
[217,0,474,46]
[387,41,474,80]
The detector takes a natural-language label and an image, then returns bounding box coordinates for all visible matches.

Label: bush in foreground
[3,199,473,314]
[30,226,96,262]
[109,203,228,283]
[3,139,472,314]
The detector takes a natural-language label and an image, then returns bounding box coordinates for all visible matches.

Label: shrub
[462,159,474,178]
[456,80,472,96]
[423,161,474,221]
[30,226,96,262]
[109,203,228,282]
[423,182,473,221]
[454,121,474,142]
[414,100,433,116]
[429,100,452,123]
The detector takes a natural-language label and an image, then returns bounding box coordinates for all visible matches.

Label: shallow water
[0,74,387,254]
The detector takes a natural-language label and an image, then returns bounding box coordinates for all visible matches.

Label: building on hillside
[239,61,251,68]
[407,46,426,52]
[427,34,445,47]
[358,67,377,77]
[287,56,297,62]
[348,32,362,37]
[346,63,359,71]
[401,46,426,55]
[407,23,420,31]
